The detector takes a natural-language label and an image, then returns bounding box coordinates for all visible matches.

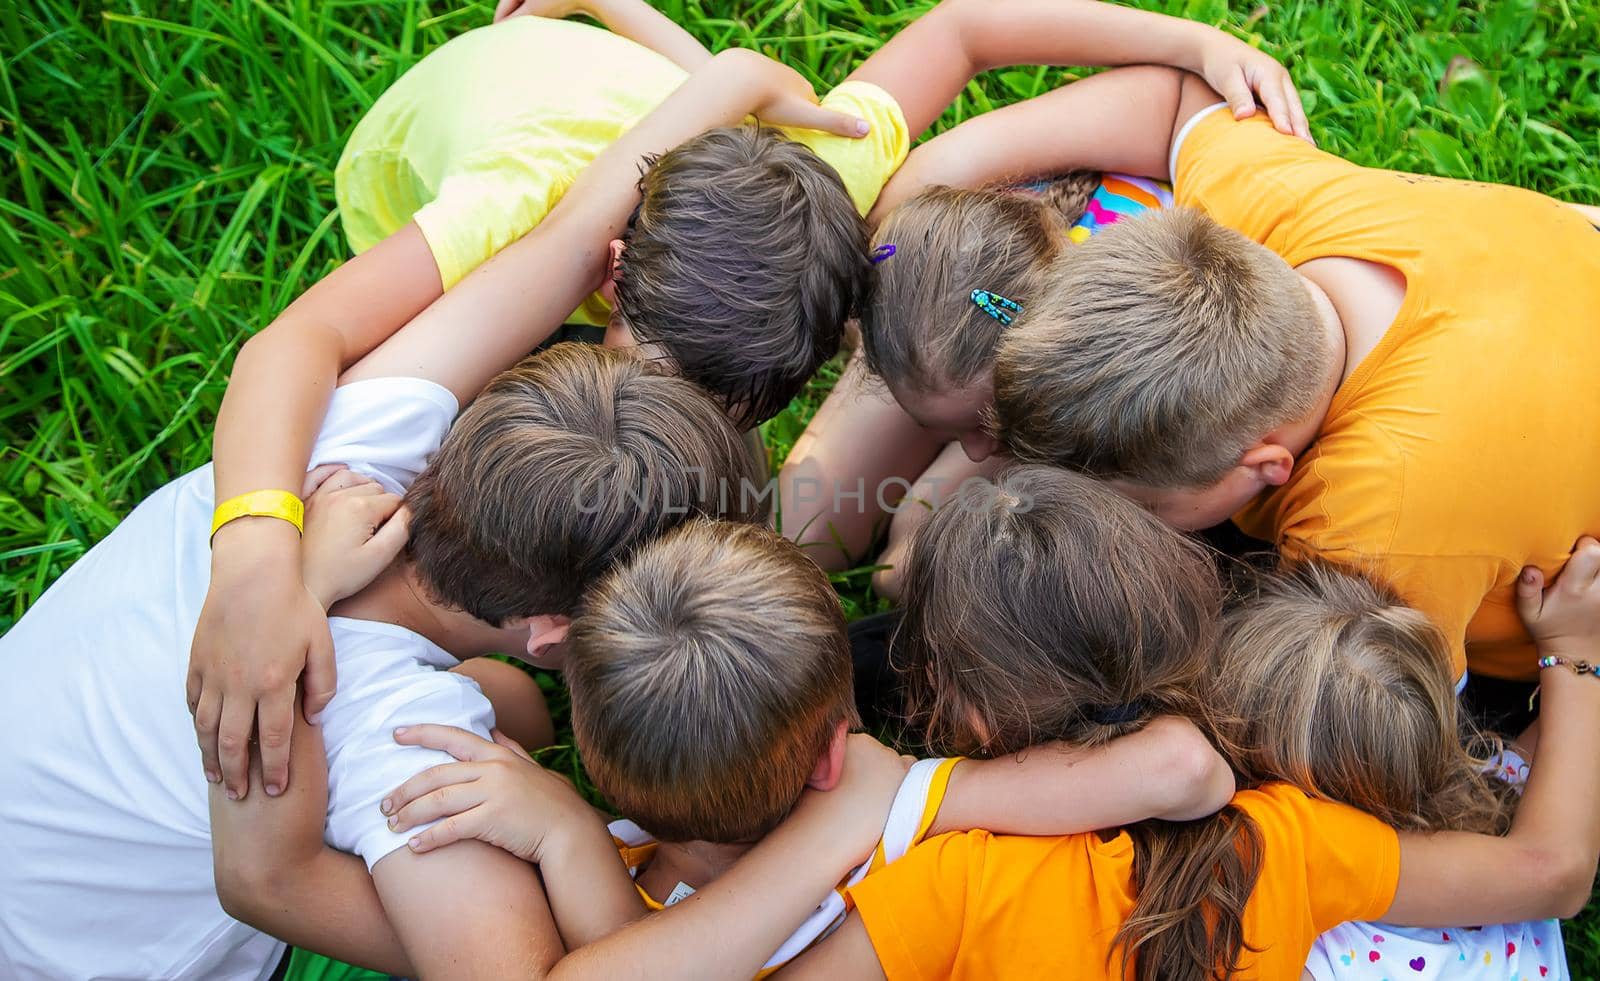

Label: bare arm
[1385,541,1600,925]
[496,0,712,70]
[777,914,884,981]
[929,716,1235,838]
[846,0,1306,147]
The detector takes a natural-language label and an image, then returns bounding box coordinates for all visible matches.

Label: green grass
[4,0,1600,971]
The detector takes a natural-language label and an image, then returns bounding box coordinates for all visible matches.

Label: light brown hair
[618,127,869,428]
[405,343,766,625]
[861,176,1100,392]
[994,207,1330,488]
[566,519,856,844]
[897,463,1262,981]
[1216,559,1516,836]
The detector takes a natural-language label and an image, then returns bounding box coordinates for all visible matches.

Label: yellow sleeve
[410,156,568,291]
[849,831,974,981]
[780,80,910,217]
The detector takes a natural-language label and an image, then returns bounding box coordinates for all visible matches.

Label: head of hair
[404,343,767,625]
[616,126,869,428]
[994,207,1330,489]
[566,519,857,844]
[861,176,1100,393]
[896,463,1260,981]
[1216,558,1516,836]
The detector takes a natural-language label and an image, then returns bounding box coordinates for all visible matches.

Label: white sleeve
[321,667,495,870]
[309,377,460,495]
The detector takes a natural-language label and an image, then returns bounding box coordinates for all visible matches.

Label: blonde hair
[994,208,1330,488]
[860,176,1100,392]
[1216,559,1516,835]
[566,520,856,844]
[898,464,1264,981]
[405,343,767,624]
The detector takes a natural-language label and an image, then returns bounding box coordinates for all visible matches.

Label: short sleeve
[309,377,459,496]
[1172,109,1353,259]
[411,157,566,291]
[321,663,495,870]
[782,80,910,217]
[848,831,974,981]
[1249,786,1401,931]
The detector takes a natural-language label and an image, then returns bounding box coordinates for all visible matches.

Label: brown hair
[617,126,869,428]
[1216,559,1516,836]
[994,207,1330,488]
[897,463,1262,981]
[861,175,1100,392]
[566,519,856,843]
[405,343,767,625]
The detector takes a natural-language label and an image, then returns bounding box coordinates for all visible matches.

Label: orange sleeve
[847,831,974,981]
[1172,110,1357,259]
[1249,786,1401,930]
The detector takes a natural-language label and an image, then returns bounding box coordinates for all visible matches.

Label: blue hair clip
[869,243,897,264]
[970,288,1022,326]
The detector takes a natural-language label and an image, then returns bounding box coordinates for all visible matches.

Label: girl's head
[1217,560,1515,835]
[896,463,1262,981]
[897,461,1221,755]
[861,178,1097,461]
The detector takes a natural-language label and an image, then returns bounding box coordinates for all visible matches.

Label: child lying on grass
[189,0,1312,805]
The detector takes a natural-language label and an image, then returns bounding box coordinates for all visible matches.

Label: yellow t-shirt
[334,17,909,323]
[1173,108,1600,681]
[848,783,1401,980]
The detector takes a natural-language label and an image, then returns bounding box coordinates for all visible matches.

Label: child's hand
[299,467,410,610]
[720,49,871,139]
[1517,536,1600,660]
[384,724,602,863]
[790,733,909,867]
[494,0,581,22]
[1198,34,1310,143]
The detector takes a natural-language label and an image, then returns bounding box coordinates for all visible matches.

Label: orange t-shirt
[1171,108,1600,681]
[847,783,1400,980]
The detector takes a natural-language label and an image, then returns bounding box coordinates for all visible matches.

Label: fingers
[405,809,481,854]
[186,664,203,717]
[301,464,347,498]
[363,504,411,567]
[1515,566,1546,622]
[393,723,505,762]
[383,761,483,823]
[495,0,525,22]
[1217,68,1256,120]
[1255,69,1292,135]
[256,689,296,797]
[302,625,337,725]
[390,780,489,834]
[1283,75,1312,144]
[217,696,257,799]
[791,104,870,139]
[194,688,223,784]
[1563,536,1600,589]
[491,728,535,763]
[312,469,378,499]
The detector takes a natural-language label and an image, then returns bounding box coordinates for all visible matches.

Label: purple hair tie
[869,243,897,264]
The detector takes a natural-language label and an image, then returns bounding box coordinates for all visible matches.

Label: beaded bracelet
[1537,654,1600,678]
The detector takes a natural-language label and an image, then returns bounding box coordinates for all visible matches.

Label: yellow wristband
[210,490,305,542]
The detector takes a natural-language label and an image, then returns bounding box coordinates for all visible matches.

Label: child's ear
[1239,442,1296,487]
[598,239,626,305]
[805,720,851,792]
[524,615,571,663]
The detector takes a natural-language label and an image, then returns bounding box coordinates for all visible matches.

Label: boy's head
[404,343,767,661]
[565,519,857,844]
[862,185,1070,463]
[1215,559,1514,836]
[608,126,870,428]
[993,208,1334,529]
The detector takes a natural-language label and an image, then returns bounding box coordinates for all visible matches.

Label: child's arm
[1383,538,1600,925]
[495,0,712,71]
[192,48,868,802]
[847,0,1307,147]
[386,725,648,949]
[928,715,1235,838]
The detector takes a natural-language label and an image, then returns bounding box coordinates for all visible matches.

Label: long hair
[896,464,1262,980]
[1216,559,1516,835]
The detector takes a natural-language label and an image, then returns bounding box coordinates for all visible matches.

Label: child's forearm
[929,716,1233,838]
[537,814,650,949]
[1505,662,1600,892]
[582,0,712,70]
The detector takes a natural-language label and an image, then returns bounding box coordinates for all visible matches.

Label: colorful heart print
[1409,956,1426,971]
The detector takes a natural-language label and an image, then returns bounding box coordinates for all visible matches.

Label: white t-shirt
[0,377,495,981]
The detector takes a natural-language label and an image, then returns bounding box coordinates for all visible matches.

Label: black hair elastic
[1085,701,1145,726]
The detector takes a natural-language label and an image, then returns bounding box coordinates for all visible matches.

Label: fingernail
[206,771,221,784]
[226,788,240,801]
[854,120,869,137]
[408,836,423,851]
[393,726,408,737]
[380,798,393,815]
[388,816,399,830]
[265,784,281,797]
[307,711,323,726]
